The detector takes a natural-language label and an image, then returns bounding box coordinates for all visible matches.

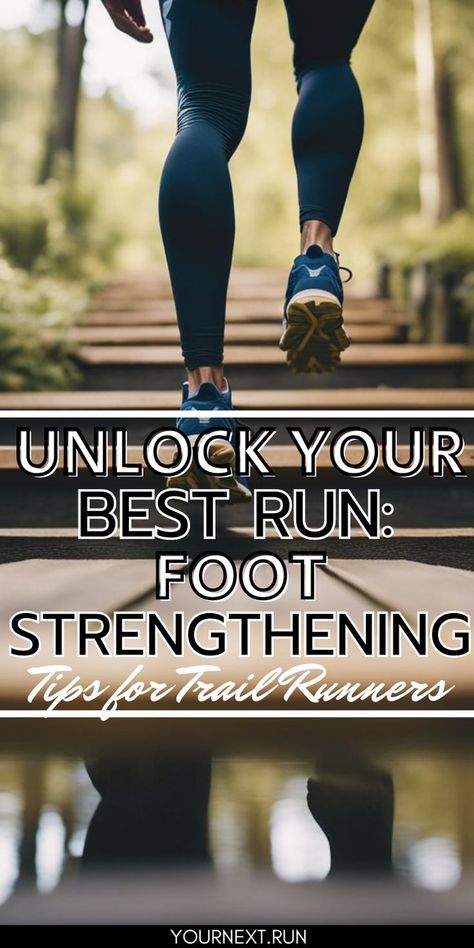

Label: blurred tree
[435,53,464,217]
[39,0,89,182]
[413,0,462,222]
[1,0,472,275]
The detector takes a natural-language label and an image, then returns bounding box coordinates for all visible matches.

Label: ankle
[186,366,226,396]
[301,220,334,256]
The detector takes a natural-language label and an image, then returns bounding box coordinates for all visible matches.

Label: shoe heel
[206,440,252,503]
[280,295,349,374]
[166,440,251,502]
[166,467,199,491]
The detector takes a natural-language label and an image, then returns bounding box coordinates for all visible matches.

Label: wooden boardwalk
[0,387,472,409]
[0,267,472,403]
[0,268,472,718]
[78,281,470,389]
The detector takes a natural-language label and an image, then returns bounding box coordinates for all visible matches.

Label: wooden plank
[96,280,386,305]
[77,343,471,367]
[1,526,472,539]
[93,294,398,312]
[0,560,472,709]
[0,528,82,537]
[327,559,474,621]
[89,295,405,313]
[89,300,287,318]
[1,388,472,410]
[95,284,286,303]
[1,444,473,470]
[97,266,287,288]
[72,323,399,345]
[258,443,474,469]
[0,559,155,614]
[89,297,401,312]
[96,274,287,297]
[85,302,410,327]
[229,526,474,539]
[76,323,283,345]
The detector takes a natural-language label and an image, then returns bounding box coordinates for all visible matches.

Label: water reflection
[82,755,211,868]
[271,777,331,881]
[0,752,470,903]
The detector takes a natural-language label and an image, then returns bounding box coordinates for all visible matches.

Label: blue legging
[158,0,375,368]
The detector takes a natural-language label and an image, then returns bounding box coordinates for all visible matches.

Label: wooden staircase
[77,273,472,391]
[0,268,473,717]
[1,267,472,406]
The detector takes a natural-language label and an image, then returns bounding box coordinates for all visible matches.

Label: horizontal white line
[0,411,473,419]
[0,710,472,718]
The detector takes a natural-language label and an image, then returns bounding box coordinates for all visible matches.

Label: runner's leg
[280,1,375,374]
[284,0,375,240]
[158,0,257,382]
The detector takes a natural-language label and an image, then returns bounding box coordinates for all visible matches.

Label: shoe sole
[166,439,252,503]
[279,291,350,374]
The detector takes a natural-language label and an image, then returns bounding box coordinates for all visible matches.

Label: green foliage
[455,270,474,324]
[0,178,121,280]
[0,259,84,391]
[385,211,474,273]
[0,189,49,271]
[0,173,120,389]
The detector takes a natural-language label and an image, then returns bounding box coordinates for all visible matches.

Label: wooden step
[89,299,286,317]
[0,558,155,614]
[2,480,471,533]
[78,342,470,368]
[95,283,287,303]
[96,282,383,305]
[2,387,472,410]
[90,296,406,314]
[87,298,408,322]
[1,535,472,578]
[2,443,473,470]
[104,266,287,284]
[97,272,287,297]
[86,303,410,328]
[99,268,376,291]
[1,526,471,539]
[229,526,474,540]
[324,558,474,618]
[73,322,400,346]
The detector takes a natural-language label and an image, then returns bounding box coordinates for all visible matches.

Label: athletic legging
[158,0,375,369]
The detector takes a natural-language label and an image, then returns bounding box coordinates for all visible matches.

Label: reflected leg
[307,761,394,875]
[82,754,212,868]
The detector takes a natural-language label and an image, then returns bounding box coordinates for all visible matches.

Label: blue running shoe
[280,244,351,374]
[167,381,252,503]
